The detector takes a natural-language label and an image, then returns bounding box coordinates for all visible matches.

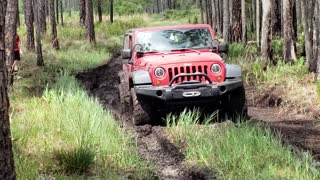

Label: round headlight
[155,67,165,78]
[211,64,222,74]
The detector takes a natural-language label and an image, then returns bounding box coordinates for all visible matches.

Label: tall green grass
[166,111,320,179]
[12,14,154,179]
[12,74,154,179]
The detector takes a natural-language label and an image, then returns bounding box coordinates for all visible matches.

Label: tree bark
[283,0,296,62]
[256,0,260,47]
[271,0,281,36]
[23,0,35,50]
[79,0,85,25]
[231,0,242,42]
[5,0,18,67]
[301,0,315,72]
[85,0,95,43]
[97,0,102,23]
[50,0,59,49]
[33,0,44,66]
[60,0,63,26]
[223,0,229,42]
[39,0,46,33]
[261,0,272,60]
[110,0,114,23]
[199,0,204,24]
[55,0,59,24]
[0,0,16,178]
[241,0,246,42]
[312,1,319,73]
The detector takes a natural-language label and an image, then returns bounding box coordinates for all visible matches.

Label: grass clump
[166,111,320,179]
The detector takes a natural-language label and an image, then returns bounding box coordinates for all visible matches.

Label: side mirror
[218,43,229,53]
[121,49,132,59]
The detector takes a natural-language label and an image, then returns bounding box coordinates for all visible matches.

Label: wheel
[118,71,131,113]
[131,88,152,125]
[221,86,248,122]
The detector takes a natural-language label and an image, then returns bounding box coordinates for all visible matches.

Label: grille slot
[168,65,209,84]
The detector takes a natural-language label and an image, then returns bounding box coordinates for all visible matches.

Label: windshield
[136,28,213,53]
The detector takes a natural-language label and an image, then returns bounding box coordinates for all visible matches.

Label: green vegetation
[166,110,320,179]
[227,43,320,114]
[12,15,154,179]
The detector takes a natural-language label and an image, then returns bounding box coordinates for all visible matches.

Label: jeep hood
[137,52,223,67]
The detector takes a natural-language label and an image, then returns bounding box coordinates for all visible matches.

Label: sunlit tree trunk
[261,0,272,60]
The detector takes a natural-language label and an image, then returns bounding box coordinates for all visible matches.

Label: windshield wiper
[170,48,201,54]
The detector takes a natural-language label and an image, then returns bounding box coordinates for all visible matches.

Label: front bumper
[134,78,243,103]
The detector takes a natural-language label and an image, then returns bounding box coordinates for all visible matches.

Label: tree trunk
[97,0,102,23]
[231,0,242,42]
[261,0,272,60]
[33,0,44,66]
[55,0,59,24]
[110,0,114,23]
[199,0,204,24]
[241,0,246,42]
[317,2,320,81]
[50,0,59,49]
[5,0,18,67]
[301,0,315,72]
[85,0,95,43]
[39,0,46,33]
[79,0,85,25]
[312,1,319,73]
[283,0,296,62]
[0,0,16,178]
[60,0,63,26]
[256,0,260,47]
[271,0,281,36]
[23,0,35,50]
[223,0,229,42]
[68,0,71,17]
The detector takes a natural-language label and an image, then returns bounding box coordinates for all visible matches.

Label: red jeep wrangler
[118,24,247,125]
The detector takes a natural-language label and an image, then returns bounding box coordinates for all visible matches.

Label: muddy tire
[118,71,131,113]
[131,88,152,125]
[221,86,248,122]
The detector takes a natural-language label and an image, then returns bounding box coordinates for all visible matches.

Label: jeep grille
[168,65,208,84]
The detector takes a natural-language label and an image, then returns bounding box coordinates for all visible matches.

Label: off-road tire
[131,88,152,125]
[118,71,131,113]
[221,86,248,122]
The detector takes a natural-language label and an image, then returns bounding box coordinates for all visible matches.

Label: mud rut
[76,56,320,179]
[76,56,216,180]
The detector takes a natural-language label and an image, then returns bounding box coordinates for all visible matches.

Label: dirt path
[249,107,320,160]
[76,57,216,180]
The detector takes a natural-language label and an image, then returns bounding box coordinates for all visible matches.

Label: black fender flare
[131,70,152,86]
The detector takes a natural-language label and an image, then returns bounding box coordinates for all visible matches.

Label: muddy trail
[76,57,216,180]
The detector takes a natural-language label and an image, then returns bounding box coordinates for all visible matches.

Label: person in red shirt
[13,34,22,72]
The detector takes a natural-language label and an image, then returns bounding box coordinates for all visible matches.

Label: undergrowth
[166,110,320,179]
[12,14,154,179]
[227,43,320,116]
